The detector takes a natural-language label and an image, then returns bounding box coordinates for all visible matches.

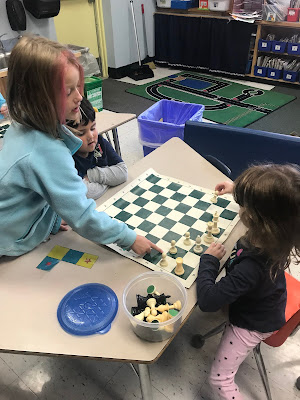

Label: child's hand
[0,104,8,118]
[131,235,163,256]
[215,181,234,195]
[59,220,69,231]
[204,242,226,260]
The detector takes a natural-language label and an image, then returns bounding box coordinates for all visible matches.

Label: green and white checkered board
[96,169,240,288]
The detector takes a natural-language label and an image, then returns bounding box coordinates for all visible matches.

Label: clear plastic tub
[123,271,187,342]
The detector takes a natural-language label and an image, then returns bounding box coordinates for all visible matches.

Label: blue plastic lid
[57,283,118,335]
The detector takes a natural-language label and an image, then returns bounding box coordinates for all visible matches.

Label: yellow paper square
[76,253,98,269]
[47,245,70,260]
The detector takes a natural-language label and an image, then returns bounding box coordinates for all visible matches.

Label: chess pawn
[146,298,156,308]
[193,235,203,254]
[212,212,220,235]
[204,222,215,244]
[160,252,168,267]
[134,311,145,321]
[159,311,171,323]
[146,314,159,323]
[156,304,170,313]
[183,231,191,246]
[144,307,151,318]
[174,257,185,276]
[169,240,177,255]
[170,300,182,311]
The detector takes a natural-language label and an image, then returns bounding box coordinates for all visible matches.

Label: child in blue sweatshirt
[68,97,128,200]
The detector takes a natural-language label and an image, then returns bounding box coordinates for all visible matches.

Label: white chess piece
[169,240,177,255]
[204,222,215,244]
[210,190,218,204]
[160,252,168,267]
[183,231,192,246]
[174,257,185,276]
[193,235,203,254]
[212,211,220,235]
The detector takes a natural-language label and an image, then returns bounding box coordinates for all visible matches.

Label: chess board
[96,169,240,288]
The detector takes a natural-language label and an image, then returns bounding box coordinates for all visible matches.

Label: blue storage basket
[287,42,300,56]
[258,39,272,52]
[138,100,204,156]
[283,70,298,82]
[254,66,267,77]
[272,41,287,53]
[171,0,195,9]
[267,68,282,80]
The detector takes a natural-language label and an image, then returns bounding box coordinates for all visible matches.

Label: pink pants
[209,323,273,400]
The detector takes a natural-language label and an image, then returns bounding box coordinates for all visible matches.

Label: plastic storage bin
[138,100,204,156]
[157,0,172,7]
[258,39,273,52]
[283,70,298,82]
[171,0,195,9]
[271,41,287,54]
[123,271,187,342]
[287,42,300,56]
[84,76,103,111]
[254,65,267,77]
[267,68,282,80]
[208,0,230,11]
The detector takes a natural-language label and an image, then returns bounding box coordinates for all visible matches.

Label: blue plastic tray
[57,283,118,335]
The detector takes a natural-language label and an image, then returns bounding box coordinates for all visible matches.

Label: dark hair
[67,97,95,129]
[233,164,300,279]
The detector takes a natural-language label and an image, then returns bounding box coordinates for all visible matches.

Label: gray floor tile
[0,353,40,378]
[0,358,18,386]
[0,379,38,400]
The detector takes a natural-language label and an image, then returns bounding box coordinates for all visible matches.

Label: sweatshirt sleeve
[26,139,136,249]
[87,162,128,186]
[197,254,263,312]
[83,180,109,200]
[0,93,5,108]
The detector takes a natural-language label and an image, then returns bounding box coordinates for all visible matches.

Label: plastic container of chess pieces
[123,271,187,342]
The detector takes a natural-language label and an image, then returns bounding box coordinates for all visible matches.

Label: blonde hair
[234,164,300,279]
[7,35,84,138]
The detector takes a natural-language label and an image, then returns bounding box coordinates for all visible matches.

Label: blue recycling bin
[138,100,205,156]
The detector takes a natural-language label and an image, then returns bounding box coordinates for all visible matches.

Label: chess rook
[174,257,185,276]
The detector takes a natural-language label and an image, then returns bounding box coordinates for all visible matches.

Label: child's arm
[83,180,109,200]
[197,243,263,312]
[87,162,128,187]
[215,181,234,195]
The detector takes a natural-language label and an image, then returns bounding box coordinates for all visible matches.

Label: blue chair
[184,122,300,179]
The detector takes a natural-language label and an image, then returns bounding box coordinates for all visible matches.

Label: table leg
[112,128,122,157]
[137,363,153,400]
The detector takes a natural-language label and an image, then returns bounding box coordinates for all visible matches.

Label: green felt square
[189,227,204,241]
[143,249,161,264]
[179,215,197,226]
[194,200,210,211]
[149,184,163,194]
[146,174,160,184]
[156,206,172,216]
[170,192,186,202]
[152,195,167,204]
[189,189,205,199]
[200,212,213,222]
[136,208,152,219]
[213,227,225,238]
[171,264,194,280]
[131,186,146,196]
[115,210,132,222]
[167,247,188,259]
[220,209,237,220]
[159,217,177,230]
[163,231,182,243]
[138,220,156,232]
[167,182,182,191]
[126,224,135,231]
[133,197,149,207]
[113,199,130,210]
[175,203,192,214]
[218,198,231,208]
[145,234,160,244]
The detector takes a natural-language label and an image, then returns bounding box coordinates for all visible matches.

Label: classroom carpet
[126,71,296,127]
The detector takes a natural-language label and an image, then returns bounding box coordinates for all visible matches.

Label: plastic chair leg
[191,321,226,349]
[253,344,273,400]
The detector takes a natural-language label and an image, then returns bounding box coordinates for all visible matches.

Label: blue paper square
[37,256,60,271]
[62,249,83,264]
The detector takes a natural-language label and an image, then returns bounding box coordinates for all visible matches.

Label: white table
[0,138,244,399]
